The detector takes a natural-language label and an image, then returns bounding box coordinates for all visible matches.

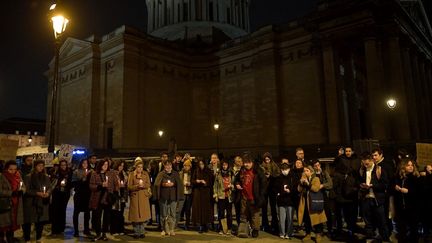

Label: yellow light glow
[49,4,56,10]
[213,123,220,130]
[51,15,69,39]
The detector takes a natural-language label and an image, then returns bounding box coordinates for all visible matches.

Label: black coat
[235,165,267,208]
[72,169,92,212]
[394,174,420,214]
[274,172,296,207]
[359,165,388,205]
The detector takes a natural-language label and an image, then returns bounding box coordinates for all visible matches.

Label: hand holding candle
[43,186,46,194]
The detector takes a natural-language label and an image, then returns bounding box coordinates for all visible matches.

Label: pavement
[9,197,399,242]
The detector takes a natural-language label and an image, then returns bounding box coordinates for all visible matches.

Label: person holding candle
[71,159,92,237]
[50,159,72,236]
[128,160,151,238]
[22,160,51,243]
[89,159,114,241]
[274,162,296,239]
[155,160,182,236]
[0,160,25,243]
[179,159,193,230]
[110,160,128,235]
[213,160,234,235]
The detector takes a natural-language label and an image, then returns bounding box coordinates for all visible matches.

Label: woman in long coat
[298,166,327,243]
[128,160,151,238]
[0,160,24,243]
[22,160,51,243]
[50,159,72,235]
[71,159,92,237]
[191,158,213,233]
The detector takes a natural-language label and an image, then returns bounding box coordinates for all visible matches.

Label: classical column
[385,37,410,140]
[364,37,387,139]
[401,46,419,139]
[321,44,342,144]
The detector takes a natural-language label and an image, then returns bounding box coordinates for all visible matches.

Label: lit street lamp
[48,2,69,153]
[158,130,164,137]
[386,98,397,109]
[213,123,220,154]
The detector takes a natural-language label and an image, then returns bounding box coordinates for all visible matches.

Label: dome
[146,0,250,40]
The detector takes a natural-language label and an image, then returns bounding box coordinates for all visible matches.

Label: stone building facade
[46,0,432,156]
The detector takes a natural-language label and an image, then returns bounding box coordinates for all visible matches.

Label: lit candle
[139,179,143,186]
[120,180,124,186]
[284,185,287,189]
[105,176,108,182]
[167,179,171,184]
[85,168,88,174]
[43,186,46,194]
[61,179,66,186]
[19,181,23,189]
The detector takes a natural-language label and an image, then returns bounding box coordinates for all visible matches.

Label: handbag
[309,190,324,213]
[0,197,11,213]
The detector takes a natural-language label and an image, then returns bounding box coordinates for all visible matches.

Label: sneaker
[92,235,102,242]
[285,235,291,240]
[219,231,224,235]
[101,234,108,241]
[280,235,285,239]
[170,231,175,236]
[302,234,312,241]
[161,231,166,236]
[251,230,259,238]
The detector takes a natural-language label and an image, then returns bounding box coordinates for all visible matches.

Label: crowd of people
[0,146,431,243]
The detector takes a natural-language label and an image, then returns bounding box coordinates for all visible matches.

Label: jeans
[73,209,90,233]
[181,194,193,225]
[217,199,233,230]
[22,223,44,241]
[176,199,185,224]
[159,200,177,232]
[361,198,389,240]
[278,206,294,236]
[262,192,278,229]
[92,205,111,236]
[132,222,145,236]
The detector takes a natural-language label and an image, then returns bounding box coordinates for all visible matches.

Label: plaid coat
[89,170,119,209]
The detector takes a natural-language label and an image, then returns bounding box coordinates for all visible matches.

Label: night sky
[0,0,317,121]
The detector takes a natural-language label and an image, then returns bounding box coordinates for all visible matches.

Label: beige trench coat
[128,171,151,222]
[297,176,327,226]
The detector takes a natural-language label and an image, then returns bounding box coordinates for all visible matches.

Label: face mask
[282,170,289,176]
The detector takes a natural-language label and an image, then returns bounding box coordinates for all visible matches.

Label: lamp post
[158,130,164,137]
[213,123,220,154]
[48,3,69,153]
[386,97,397,153]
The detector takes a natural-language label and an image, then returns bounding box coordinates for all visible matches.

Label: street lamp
[213,123,220,154]
[158,130,164,137]
[386,98,397,109]
[48,2,69,153]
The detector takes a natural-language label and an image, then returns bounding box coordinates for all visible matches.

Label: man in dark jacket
[359,152,390,241]
[235,154,267,238]
[372,148,395,233]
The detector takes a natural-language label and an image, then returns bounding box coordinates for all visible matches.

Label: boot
[221,218,228,234]
[315,233,322,243]
[302,234,312,242]
[237,223,248,238]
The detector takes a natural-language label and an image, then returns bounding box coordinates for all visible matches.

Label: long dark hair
[95,159,110,173]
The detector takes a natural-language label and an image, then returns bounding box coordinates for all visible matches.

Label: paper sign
[33,153,54,167]
[0,138,19,161]
[58,144,74,163]
[416,143,432,168]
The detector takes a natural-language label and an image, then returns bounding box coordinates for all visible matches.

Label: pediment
[400,0,432,39]
[48,38,93,67]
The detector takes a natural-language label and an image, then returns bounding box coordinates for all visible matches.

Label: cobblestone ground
[9,198,402,243]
